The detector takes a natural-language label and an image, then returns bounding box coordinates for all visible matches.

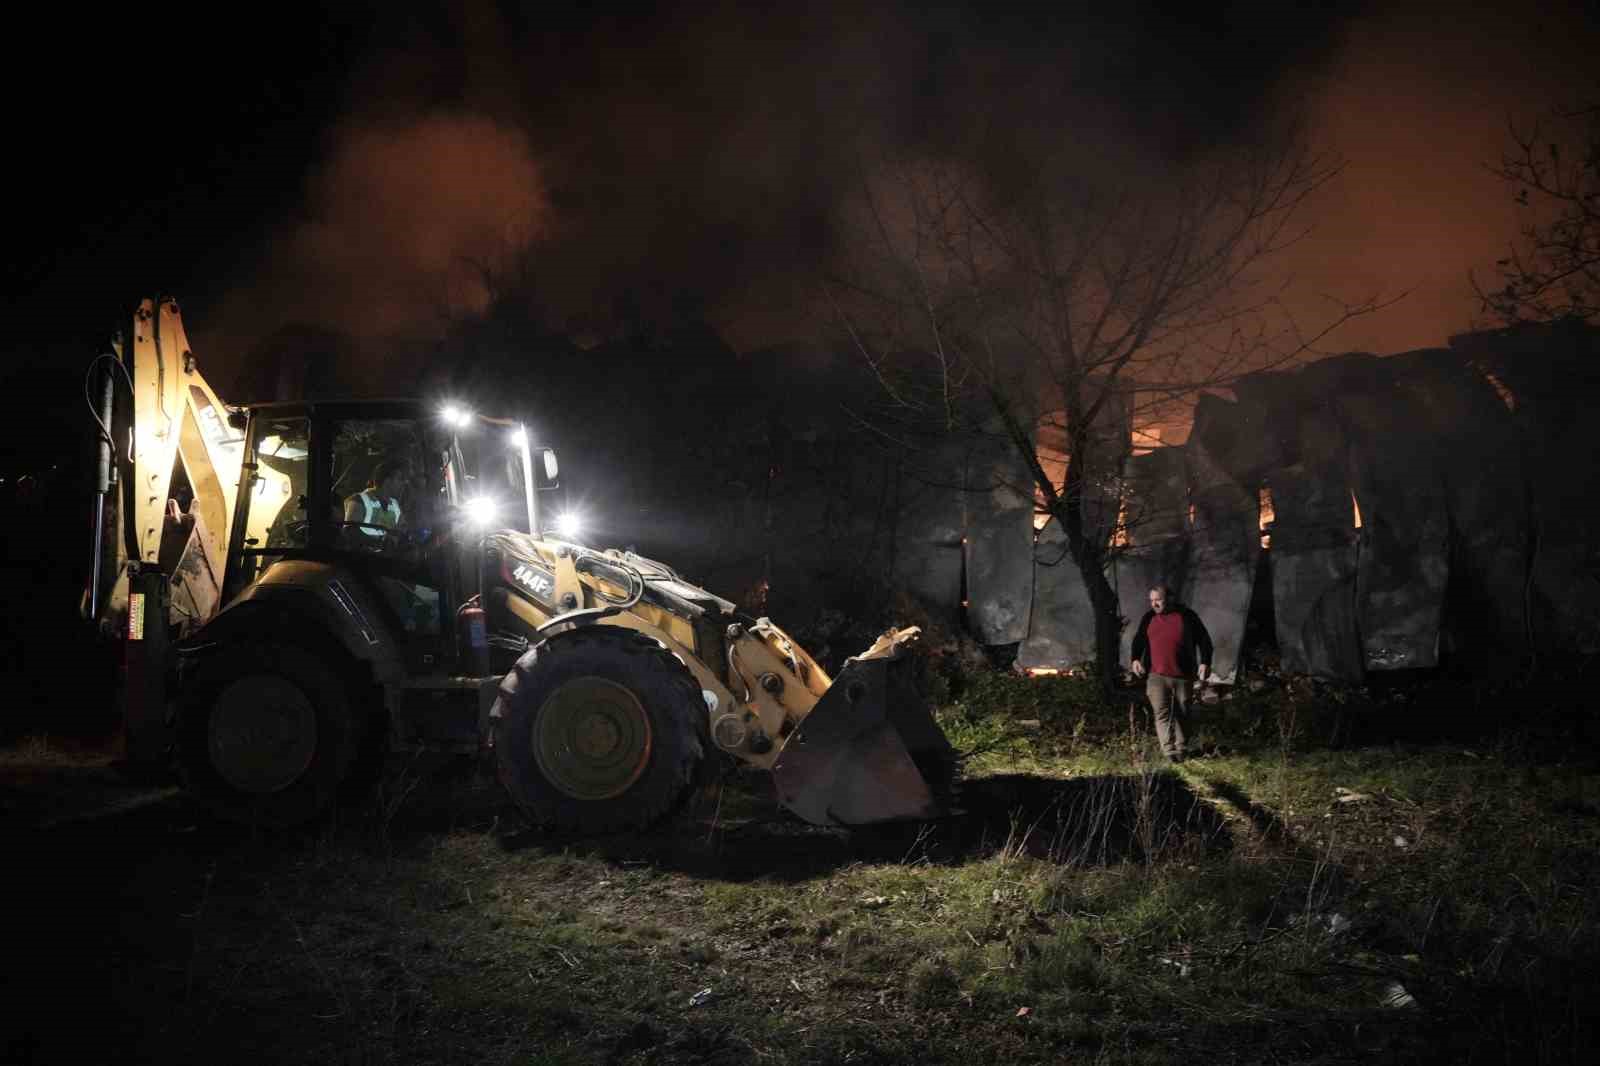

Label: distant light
[441,404,472,428]
[1473,362,1517,411]
[463,496,498,528]
[1258,484,1276,529]
[554,511,582,539]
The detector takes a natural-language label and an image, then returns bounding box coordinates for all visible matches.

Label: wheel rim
[208,675,318,794]
[533,676,653,801]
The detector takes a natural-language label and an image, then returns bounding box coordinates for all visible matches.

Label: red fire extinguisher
[457,595,490,675]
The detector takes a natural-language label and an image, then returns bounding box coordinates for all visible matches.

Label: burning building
[977,319,1600,681]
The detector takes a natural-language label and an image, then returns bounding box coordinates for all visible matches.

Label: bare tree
[830,122,1383,689]
[1476,96,1600,324]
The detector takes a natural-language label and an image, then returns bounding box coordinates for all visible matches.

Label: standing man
[1129,584,1214,764]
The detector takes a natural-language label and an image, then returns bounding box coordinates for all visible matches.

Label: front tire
[178,643,362,827]
[493,627,705,833]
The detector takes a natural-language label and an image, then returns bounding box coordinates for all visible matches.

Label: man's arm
[1129,611,1152,676]
[342,495,362,525]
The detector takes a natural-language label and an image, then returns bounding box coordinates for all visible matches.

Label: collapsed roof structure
[934,320,1600,680]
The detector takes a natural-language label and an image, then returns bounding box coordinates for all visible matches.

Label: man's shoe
[1169,753,1186,764]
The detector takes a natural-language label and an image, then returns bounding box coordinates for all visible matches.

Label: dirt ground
[5,724,1596,1066]
[0,747,1225,1065]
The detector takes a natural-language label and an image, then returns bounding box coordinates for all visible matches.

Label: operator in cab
[344,459,408,541]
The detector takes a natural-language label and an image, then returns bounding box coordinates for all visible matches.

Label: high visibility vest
[357,490,401,535]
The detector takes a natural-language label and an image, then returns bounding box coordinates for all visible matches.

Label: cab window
[244,416,311,551]
[329,418,440,556]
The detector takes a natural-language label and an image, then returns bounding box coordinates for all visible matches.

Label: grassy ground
[5,671,1599,1065]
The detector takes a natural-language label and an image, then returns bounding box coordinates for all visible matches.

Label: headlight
[509,426,528,447]
[441,404,472,428]
[463,496,498,528]
[554,511,582,539]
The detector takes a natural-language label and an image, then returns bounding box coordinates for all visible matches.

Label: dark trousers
[1146,674,1191,758]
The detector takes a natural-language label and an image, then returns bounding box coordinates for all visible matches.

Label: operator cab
[222,400,553,674]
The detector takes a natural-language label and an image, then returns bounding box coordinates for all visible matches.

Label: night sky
[4,0,1597,443]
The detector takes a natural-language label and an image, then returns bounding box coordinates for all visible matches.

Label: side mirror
[536,448,560,489]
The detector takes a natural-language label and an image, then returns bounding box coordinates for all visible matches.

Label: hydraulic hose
[573,550,645,610]
[83,352,136,467]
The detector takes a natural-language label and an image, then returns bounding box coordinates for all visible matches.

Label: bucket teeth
[772,643,954,827]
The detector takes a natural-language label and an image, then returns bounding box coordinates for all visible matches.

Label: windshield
[448,420,533,535]
[330,417,449,553]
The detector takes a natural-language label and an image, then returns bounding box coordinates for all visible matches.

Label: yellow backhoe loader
[83,298,953,831]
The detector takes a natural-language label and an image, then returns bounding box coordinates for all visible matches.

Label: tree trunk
[1076,544,1123,697]
[1054,407,1125,697]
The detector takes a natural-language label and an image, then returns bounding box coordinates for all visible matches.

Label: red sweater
[1146,611,1188,677]
[1131,603,1214,678]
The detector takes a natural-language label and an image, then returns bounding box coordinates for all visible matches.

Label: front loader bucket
[771,636,954,827]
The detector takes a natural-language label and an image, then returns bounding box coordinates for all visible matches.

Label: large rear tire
[177,643,362,827]
[493,627,705,833]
